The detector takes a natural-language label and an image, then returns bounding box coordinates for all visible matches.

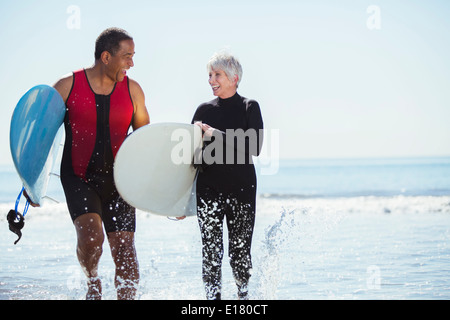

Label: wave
[259,189,450,200]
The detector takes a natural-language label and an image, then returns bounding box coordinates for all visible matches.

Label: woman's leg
[226,193,256,299]
[197,187,225,300]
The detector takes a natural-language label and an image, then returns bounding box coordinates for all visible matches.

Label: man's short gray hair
[207,52,243,88]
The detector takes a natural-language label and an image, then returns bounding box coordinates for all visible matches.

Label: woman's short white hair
[207,52,243,88]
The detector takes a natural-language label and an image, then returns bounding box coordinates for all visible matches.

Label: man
[53,28,150,300]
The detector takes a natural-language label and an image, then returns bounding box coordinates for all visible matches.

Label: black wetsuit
[191,92,263,299]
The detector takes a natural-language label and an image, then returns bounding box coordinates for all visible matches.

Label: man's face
[106,39,135,82]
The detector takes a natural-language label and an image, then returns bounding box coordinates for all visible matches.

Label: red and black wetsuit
[61,69,136,232]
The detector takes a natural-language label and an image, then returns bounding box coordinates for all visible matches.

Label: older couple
[52,28,264,300]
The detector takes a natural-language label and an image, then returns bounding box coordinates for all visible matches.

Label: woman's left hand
[201,123,215,138]
[194,121,216,138]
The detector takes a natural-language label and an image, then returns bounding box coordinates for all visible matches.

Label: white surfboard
[114,123,203,217]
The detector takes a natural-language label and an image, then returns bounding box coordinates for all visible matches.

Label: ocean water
[1,157,450,300]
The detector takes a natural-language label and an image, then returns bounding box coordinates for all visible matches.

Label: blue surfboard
[10,85,66,205]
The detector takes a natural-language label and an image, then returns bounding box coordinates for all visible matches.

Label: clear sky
[1,0,450,166]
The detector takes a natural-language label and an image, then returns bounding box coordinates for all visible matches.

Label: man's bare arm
[129,79,150,130]
[53,73,74,103]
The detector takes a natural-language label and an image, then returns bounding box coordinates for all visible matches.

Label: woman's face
[208,68,237,99]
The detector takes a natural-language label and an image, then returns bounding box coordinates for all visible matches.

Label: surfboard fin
[43,195,60,204]
[7,210,25,245]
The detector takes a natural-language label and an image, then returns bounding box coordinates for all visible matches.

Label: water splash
[253,207,300,299]
[251,201,346,299]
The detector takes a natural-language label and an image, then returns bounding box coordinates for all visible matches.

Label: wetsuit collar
[218,92,240,106]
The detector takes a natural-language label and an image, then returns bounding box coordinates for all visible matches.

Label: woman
[192,52,264,300]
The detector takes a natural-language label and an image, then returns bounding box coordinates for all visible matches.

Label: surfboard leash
[7,187,29,245]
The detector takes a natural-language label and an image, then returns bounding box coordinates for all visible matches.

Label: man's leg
[108,231,139,300]
[74,213,104,300]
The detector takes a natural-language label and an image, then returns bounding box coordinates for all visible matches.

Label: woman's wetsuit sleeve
[191,103,207,124]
